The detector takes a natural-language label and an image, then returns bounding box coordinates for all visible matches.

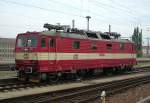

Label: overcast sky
[0,0,150,44]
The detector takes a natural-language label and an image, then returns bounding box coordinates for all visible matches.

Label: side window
[91,42,97,50]
[120,43,124,50]
[107,44,112,50]
[41,38,46,48]
[73,41,80,49]
[49,38,55,47]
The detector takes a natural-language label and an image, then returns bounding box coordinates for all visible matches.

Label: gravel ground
[0,71,17,79]
[92,83,150,103]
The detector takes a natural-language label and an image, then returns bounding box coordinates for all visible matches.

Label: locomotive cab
[15,32,39,81]
[15,32,57,82]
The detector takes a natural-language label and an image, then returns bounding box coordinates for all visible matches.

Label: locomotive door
[48,37,56,67]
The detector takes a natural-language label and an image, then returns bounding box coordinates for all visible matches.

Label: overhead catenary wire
[109,0,140,25]
[109,0,137,14]
[47,0,89,13]
[92,0,136,17]
[0,9,67,25]
[1,0,137,24]
[0,0,85,18]
[0,24,43,31]
[0,0,119,29]
[47,0,137,25]
[0,0,139,34]
[90,0,138,23]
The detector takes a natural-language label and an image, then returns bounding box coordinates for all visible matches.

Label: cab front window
[17,36,26,47]
[41,38,46,48]
[27,37,38,47]
[17,36,38,47]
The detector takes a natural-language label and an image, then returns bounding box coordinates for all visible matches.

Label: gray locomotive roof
[40,31,132,43]
[40,31,87,39]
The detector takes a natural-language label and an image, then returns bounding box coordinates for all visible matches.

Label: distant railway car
[15,24,136,82]
[0,38,15,65]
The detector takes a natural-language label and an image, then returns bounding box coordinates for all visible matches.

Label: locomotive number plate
[99,53,105,56]
[73,54,78,60]
[23,53,29,59]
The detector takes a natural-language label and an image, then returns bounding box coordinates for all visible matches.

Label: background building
[0,38,15,64]
[142,46,150,57]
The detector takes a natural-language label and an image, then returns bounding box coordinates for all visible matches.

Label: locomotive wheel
[103,68,114,76]
[127,66,133,71]
[75,74,82,81]
[48,73,59,82]
[86,69,94,77]
[18,71,28,82]
[75,70,86,81]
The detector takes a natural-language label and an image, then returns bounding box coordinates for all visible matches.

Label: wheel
[75,70,86,81]
[18,70,28,82]
[105,68,113,76]
[48,73,59,83]
[86,69,94,77]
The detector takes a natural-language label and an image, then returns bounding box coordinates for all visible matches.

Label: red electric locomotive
[15,24,136,82]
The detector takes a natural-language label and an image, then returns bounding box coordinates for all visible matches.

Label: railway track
[0,79,58,93]
[32,75,150,103]
[0,77,17,83]
[135,66,150,72]
[0,82,37,92]
[0,73,150,103]
[0,64,15,71]
[0,67,150,93]
[0,69,150,103]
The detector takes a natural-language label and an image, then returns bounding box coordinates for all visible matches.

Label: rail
[0,74,150,103]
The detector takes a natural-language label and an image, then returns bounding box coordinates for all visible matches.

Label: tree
[132,27,142,57]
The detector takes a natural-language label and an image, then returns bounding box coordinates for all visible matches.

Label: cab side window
[73,41,80,49]
[49,38,55,47]
[107,44,112,50]
[41,38,46,48]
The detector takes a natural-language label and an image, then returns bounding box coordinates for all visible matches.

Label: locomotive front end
[15,33,39,82]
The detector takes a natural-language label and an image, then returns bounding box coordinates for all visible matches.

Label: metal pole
[72,19,75,29]
[147,37,150,55]
[109,24,111,33]
[86,16,91,31]
[146,28,150,56]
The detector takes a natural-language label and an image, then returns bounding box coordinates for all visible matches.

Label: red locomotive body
[15,24,136,82]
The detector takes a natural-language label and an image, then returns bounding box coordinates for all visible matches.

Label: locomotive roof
[40,30,87,39]
[19,23,132,43]
[40,30,132,43]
